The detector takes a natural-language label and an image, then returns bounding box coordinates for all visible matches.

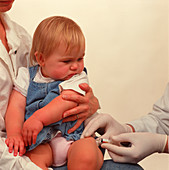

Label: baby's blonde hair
[30,16,85,65]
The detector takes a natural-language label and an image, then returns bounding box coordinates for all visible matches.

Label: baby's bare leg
[25,143,53,170]
[67,137,103,170]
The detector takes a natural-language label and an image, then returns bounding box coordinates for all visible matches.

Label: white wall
[8,0,169,169]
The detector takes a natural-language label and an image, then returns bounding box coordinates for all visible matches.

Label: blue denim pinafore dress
[25,65,84,151]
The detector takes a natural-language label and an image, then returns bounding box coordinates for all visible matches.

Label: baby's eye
[63,60,71,63]
[78,57,83,61]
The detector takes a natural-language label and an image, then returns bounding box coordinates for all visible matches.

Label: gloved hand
[81,113,132,139]
[101,132,168,163]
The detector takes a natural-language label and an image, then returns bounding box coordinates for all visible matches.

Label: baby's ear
[34,51,45,66]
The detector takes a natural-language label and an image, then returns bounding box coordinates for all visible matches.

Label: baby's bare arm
[22,90,78,145]
[5,90,26,156]
[32,90,77,126]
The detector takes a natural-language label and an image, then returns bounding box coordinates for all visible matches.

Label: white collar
[1,13,20,54]
[34,66,54,83]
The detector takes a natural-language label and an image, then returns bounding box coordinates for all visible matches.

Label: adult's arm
[128,83,169,135]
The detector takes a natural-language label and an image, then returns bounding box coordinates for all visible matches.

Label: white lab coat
[129,83,169,152]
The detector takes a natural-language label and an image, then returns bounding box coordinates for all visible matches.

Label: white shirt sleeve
[129,83,169,135]
[59,71,89,96]
[13,67,29,97]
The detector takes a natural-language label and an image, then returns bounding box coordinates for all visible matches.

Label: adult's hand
[101,132,168,163]
[62,83,99,134]
[81,113,132,139]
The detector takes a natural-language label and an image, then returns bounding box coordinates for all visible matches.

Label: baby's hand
[5,134,25,156]
[22,116,43,146]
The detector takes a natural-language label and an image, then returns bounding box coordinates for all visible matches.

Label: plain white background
[8,0,169,169]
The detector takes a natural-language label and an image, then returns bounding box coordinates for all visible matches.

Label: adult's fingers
[63,105,89,118]
[109,133,133,147]
[81,116,99,138]
[107,150,128,163]
[62,93,88,104]
[63,112,87,122]
[99,133,111,140]
[67,118,84,134]
[101,143,132,157]
[79,83,90,93]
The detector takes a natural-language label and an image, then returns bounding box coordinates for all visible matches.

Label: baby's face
[41,42,85,81]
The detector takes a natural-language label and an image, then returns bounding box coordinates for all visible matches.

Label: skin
[36,41,85,81]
